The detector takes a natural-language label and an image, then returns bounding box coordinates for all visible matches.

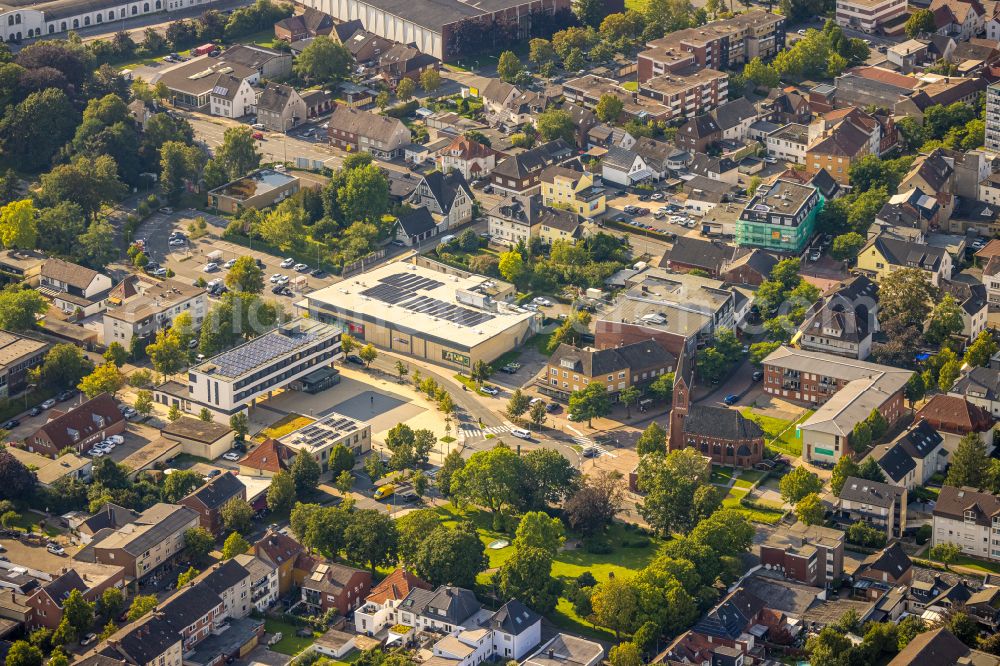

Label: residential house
[836,477,907,540]
[436,136,498,181]
[157,57,259,117]
[712,97,758,141]
[395,585,482,633]
[940,277,989,340]
[327,106,410,159]
[632,137,676,181]
[523,635,604,666]
[378,43,437,88]
[676,114,722,153]
[869,420,947,489]
[539,164,606,220]
[274,7,333,41]
[303,88,335,117]
[480,79,545,128]
[759,87,812,125]
[720,248,778,286]
[207,168,301,215]
[562,103,598,148]
[355,567,432,635]
[256,83,307,132]
[341,29,394,67]
[103,275,207,349]
[490,140,574,196]
[950,366,1000,417]
[233,553,280,613]
[538,340,675,402]
[687,153,740,185]
[601,146,651,187]
[482,599,542,661]
[900,149,956,221]
[238,437,296,477]
[25,393,124,456]
[39,258,112,318]
[895,77,984,124]
[488,195,579,247]
[219,44,292,80]
[254,529,306,596]
[5,447,91,489]
[300,561,372,615]
[765,123,810,164]
[394,207,439,247]
[194,559,253,619]
[86,502,200,581]
[25,567,125,631]
[797,275,880,360]
[855,543,913,593]
[805,116,876,186]
[681,175,737,216]
[207,73,258,119]
[179,472,246,535]
[930,0,985,40]
[874,186,941,237]
[661,236,735,276]
[836,0,907,32]
[915,393,995,453]
[759,522,845,586]
[889,627,1000,666]
[411,170,473,229]
[933,485,1000,563]
[856,234,952,286]
[668,356,765,468]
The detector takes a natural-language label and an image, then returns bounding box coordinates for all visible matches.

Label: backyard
[434,504,663,640]
[741,408,814,458]
[263,618,322,656]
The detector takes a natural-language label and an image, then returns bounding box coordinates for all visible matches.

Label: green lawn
[722,487,749,508]
[741,408,814,458]
[260,413,315,440]
[622,81,639,91]
[721,486,784,524]
[528,332,556,355]
[9,512,62,537]
[264,619,320,656]
[435,505,663,639]
[930,554,1000,574]
[710,466,735,485]
[737,469,766,485]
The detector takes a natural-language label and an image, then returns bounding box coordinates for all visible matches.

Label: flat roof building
[0,331,48,399]
[737,178,822,254]
[280,412,371,476]
[156,318,342,422]
[103,274,206,349]
[207,169,300,214]
[298,259,540,370]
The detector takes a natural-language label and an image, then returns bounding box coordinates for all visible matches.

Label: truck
[192,43,216,56]
[206,250,223,263]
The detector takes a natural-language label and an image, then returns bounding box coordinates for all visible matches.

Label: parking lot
[135,210,342,308]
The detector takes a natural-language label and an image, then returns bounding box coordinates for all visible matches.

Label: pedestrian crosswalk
[459,424,512,440]
[568,426,617,458]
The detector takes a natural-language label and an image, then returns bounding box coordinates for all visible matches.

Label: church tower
[668,353,692,451]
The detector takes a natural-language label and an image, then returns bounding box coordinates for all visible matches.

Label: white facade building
[835,0,906,33]
[933,485,1000,562]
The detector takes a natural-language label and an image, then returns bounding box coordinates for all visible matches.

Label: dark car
[57,389,75,401]
[723,394,739,405]
[752,370,764,382]
[28,406,42,416]
[310,268,327,278]
[398,492,419,503]
[2,419,18,429]
[271,284,286,294]
[346,354,365,365]
[545,402,560,413]
[255,258,266,269]
[206,469,221,478]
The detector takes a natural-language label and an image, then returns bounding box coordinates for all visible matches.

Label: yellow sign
[442,350,471,367]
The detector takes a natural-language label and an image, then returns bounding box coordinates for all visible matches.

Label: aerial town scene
[1,0,1000,663]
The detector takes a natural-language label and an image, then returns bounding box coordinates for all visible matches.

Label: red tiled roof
[367,568,431,604]
[255,529,305,566]
[239,438,294,474]
[847,66,920,90]
[31,393,123,450]
[915,394,993,434]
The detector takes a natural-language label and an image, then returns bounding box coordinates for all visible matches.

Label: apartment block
[933,486,1000,563]
[637,67,729,122]
[835,0,907,33]
[986,82,1000,152]
[637,11,785,82]
[760,522,845,586]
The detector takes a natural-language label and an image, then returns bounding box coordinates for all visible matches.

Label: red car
[252,132,264,140]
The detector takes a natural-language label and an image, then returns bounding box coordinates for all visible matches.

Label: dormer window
[965,509,977,523]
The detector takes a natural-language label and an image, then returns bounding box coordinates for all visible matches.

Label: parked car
[374,484,395,500]
[545,402,560,413]
[159,207,173,214]
[107,434,124,445]
[582,446,599,457]
[150,267,167,277]
[752,370,764,381]
[252,132,264,140]
[280,257,295,268]
[81,633,97,647]
[532,297,552,306]
[723,394,739,405]
[499,363,521,374]
[41,398,56,409]
[346,354,365,365]
[224,259,237,269]
[203,262,219,273]
[310,268,327,278]
[28,406,42,416]
[294,263,309,272]
[808,250,822,262]
[479,385,499,396]
[57,390,75,401]
[222,451,242,461]
[169,237,186,247]
[46,543,65,556]
[252,123,265,130]
[511,428,532,440]
[2,419,18,429]
[206,469,221,478]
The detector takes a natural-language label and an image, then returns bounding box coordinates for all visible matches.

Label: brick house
[254,529,306,596]
[326,106,410,159]
[759,522,844,587]
[25,393,125,456]
[179,472,246,535]
[26,568,125,631]
[274,8,334,42]
[539,340,675,402]
[300,560,372,615]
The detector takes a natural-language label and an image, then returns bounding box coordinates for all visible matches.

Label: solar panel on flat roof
[358,272,495,328]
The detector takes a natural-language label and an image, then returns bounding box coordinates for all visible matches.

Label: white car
[763,157,778,164]
[203,262,219,273]
[87,449,105,457]
[532,297,552,306]
[168,238,186,247]
[511,428,532,439]
[293,263,309,272]
[107,434,125,445]
[668,215,685,224]
[269,273,283,283]
[101,440,116,450]
[280,257,295,268]
[277,275,290,284]
[650,193,664,201]
[222,451,242,461]
[224,259,237,269]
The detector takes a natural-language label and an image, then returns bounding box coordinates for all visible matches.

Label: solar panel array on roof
[359,272,495,328]
[209,328,319,378]
[212,85,229,96]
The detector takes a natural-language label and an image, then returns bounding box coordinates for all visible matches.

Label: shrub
[576,572,597,588]
[916,524,932,545]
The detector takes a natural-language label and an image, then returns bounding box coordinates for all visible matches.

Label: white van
[439,235,456,246]
[511,428,532,440]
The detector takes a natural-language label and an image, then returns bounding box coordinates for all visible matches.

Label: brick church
[668,355,765,468]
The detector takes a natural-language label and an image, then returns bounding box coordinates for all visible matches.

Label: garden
[741,408,814,458]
